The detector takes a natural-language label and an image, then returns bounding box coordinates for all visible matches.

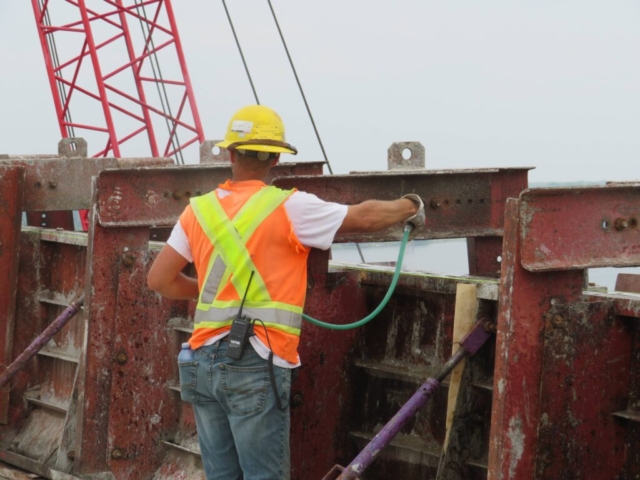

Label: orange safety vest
[180,180,310,363]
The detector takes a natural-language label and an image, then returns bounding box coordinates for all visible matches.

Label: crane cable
[221,0,260,105]
[266,0,366,263]
[266,0,333,175]
[220,0,366,264]
[38,0,76,139]
[135,0,185,165]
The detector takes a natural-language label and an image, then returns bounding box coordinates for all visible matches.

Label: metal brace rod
[0,295,84,389]
[322,319,493,480]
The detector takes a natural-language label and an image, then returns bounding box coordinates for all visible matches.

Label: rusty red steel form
[489,186,640,479]
[0,166,25,423]
[274,167,530,243]
[0,156,173,212]
[93,162,323,227]
[5,157,640,479]
[520,185,640,271]
[0,296,84,390]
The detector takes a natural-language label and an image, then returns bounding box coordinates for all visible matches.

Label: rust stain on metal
[520,185,640,271]
[0,157,172,211]
[275,168,530,243]
[5,155,640,479]
[535,301,631,478]
[0,166,25,423]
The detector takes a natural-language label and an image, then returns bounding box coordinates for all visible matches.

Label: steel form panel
[520,185,640,271]
[535,300,631,478]
[11,161,640,478]
[0,166,25,424]
[274,168,530,243]
[75,167,370,478]
[77,219,183,476]
[488,199,585,479]
[0,156,172,212]
[94,162,324,227]
[489,196,640,479]
[31,0,204,161]
[467,236,504,277]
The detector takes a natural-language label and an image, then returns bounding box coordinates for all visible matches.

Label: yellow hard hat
[216,105,298,156]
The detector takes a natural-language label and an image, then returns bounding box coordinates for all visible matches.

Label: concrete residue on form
[507,415,525,479]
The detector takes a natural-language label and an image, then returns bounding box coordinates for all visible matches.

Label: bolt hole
[163,191,170,198]
[212,146,221,155]
[629,218,638,228]
[455,199,461,205]
[602,220,610,229]
[444,199,449,206]
[34,181,42,189]
[497,255,502,263]
[401,148,412,160]
[468,199,473,204]
[479,198,485,204]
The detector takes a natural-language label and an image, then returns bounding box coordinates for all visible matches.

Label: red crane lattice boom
[31,0,204,162]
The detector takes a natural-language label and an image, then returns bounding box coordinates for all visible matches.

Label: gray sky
[1,1,639,183]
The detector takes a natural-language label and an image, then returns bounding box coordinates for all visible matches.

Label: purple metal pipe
[339,377,444,480]
[0,295,84,389]
[337,321,492,480]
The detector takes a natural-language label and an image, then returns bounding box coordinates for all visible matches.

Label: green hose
[302,225,412,330]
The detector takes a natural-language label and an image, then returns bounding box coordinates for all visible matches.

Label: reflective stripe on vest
[190,187,302,333]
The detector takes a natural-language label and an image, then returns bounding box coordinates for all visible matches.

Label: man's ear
[229,150,237,164]
[270,154,280,167]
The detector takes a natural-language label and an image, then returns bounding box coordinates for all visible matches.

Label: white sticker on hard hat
[231,120,253,134]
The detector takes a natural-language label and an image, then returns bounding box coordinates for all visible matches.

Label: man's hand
[402,194,425,238]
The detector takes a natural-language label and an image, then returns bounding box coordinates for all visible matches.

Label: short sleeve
[284,191,348,250]
[166,218,193,263]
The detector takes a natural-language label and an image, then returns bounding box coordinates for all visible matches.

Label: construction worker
[147,105,425,480]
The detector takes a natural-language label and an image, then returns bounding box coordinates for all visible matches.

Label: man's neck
[231,173,269,183]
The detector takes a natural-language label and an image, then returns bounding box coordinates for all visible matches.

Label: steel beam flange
[275,167,530,243]
[519,185,640,271]
[95,163,324,227]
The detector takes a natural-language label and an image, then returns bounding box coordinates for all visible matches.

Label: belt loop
[212,338,221,359]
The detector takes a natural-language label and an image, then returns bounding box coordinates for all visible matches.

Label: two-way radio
[225,271,255,360]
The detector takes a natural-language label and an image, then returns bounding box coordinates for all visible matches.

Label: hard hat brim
[215,139,297,155]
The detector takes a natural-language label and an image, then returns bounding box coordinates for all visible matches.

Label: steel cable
[135,0,185,164]
[266,0,333,175]
[221,0,260,105]
[39,0,76,139]
[222,0,366,263]
[266,1,366,262]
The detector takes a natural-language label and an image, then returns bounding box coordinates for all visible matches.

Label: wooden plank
[444,283,478,449]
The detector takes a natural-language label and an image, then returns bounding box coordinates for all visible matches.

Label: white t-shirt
[167,187,348,368]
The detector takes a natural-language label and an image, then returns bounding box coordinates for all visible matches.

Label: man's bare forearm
[155,273,199,300]
[338,198,418,234]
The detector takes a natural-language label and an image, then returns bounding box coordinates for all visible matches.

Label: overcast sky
[1,1,639,183]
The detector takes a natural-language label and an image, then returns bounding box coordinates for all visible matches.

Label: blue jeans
[178,340,291,480]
